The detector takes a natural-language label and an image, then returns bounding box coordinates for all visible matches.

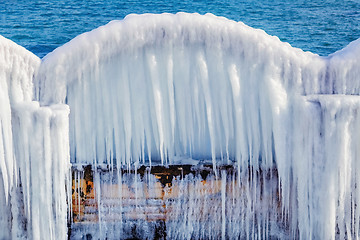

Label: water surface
[1,0,359,57]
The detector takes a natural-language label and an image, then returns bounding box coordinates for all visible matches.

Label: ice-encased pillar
[11,102,70,240]
[0,78,14,240]
[293,95,360,239]
[0,34,41,239]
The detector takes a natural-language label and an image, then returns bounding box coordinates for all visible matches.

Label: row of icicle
[1,13,360,239]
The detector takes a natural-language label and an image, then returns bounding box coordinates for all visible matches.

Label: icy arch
[35,12,355,169]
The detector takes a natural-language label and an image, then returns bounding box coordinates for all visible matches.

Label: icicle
[221,170,227,240]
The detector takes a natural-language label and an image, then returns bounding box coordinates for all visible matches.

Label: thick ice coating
[3,12,360,239]
[0,35,40,200]
[0,35,40,239]
[0,36,70,239]
[293,95,360,239]
[36,13,328,168]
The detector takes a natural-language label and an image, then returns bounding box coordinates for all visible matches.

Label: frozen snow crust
[2,12,360,239]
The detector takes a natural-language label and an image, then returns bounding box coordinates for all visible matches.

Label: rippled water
[1,0,360,58]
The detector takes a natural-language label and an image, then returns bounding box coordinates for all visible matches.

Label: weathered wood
[71,164,279,223]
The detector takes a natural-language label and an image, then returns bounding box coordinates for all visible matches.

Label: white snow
[2,12,360,239]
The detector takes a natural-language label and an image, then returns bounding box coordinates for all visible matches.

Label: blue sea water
[1,0,360,58]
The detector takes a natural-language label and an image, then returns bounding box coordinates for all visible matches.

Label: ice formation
[0,36,70,239]
[2,12,360,239]
[70,167,280,239]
